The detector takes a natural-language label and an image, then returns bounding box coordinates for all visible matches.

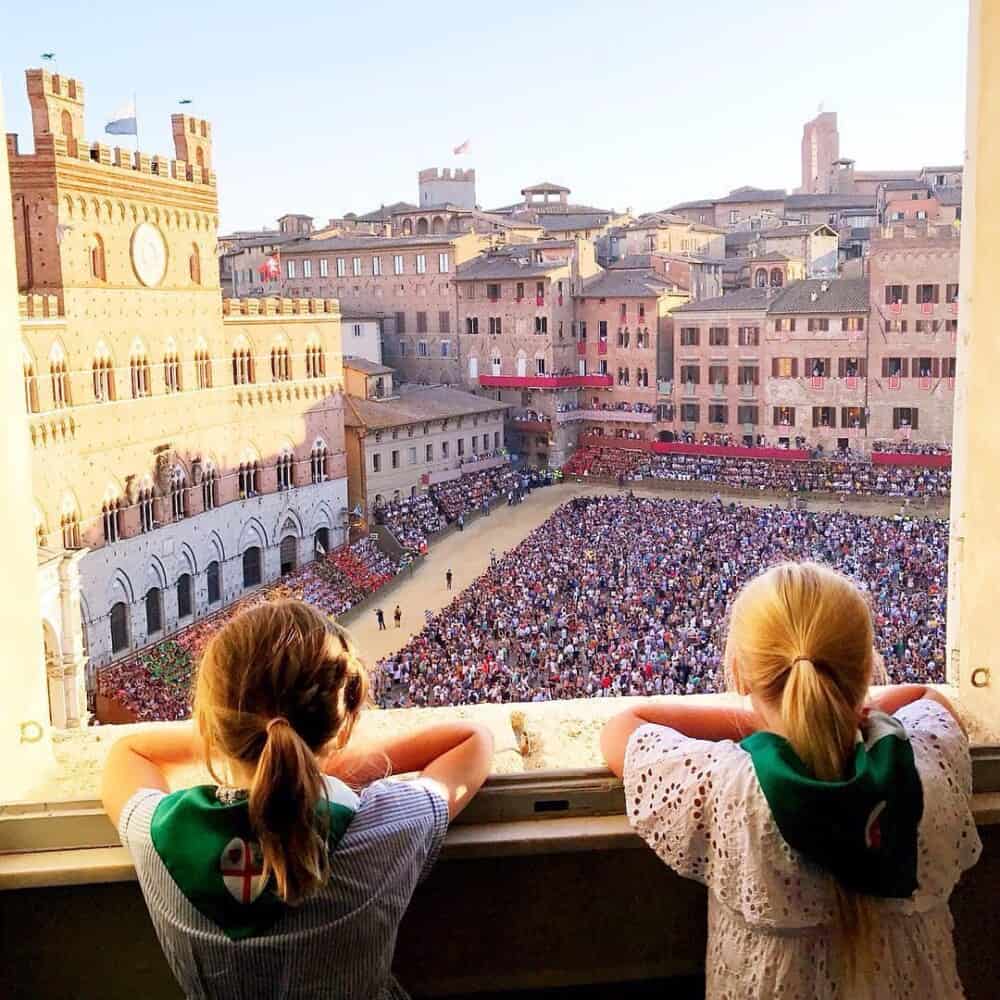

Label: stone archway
[416,217,429,235]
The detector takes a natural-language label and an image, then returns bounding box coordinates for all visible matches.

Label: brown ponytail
[194,600,370,905]
[724,562,877,988]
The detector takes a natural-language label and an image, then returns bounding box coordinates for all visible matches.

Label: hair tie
[266,716,290,735]
[791,656,813,668]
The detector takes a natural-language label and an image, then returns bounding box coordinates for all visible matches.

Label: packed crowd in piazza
[377,494,947,708]
[564,447,951,499]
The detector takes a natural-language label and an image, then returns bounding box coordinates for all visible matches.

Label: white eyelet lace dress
[623,699,981,999]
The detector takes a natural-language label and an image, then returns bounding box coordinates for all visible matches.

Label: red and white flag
[453,139,471,156]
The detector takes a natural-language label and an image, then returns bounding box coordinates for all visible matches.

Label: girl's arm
[101,722,203,828]
[324,722,495,820]
[601,700,761,778]
[867,684,965,731]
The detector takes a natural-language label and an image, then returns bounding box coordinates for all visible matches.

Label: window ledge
[5,796,1000,894]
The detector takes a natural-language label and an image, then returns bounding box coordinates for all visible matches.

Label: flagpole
[133,92,139,154]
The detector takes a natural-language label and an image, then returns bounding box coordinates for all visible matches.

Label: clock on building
[130,222,168,287]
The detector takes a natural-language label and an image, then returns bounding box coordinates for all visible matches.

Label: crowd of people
[563,447,951,499]
[376,463,558,552]
[871,440,952,455]
[377,495,947,708]
[97,538,401,722]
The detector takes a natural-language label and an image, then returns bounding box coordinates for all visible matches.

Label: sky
[3,1,969,233]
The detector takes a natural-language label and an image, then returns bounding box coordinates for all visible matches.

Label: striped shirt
[119,777,449,999]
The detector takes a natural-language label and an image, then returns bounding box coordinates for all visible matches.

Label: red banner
[651,442,811,461]
[871,452,951,468]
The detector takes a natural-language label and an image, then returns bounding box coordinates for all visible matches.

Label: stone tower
[171,113,213,175]
[26,69,85,147]
[800,111,840,194]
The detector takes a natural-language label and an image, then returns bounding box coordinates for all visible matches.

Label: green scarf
[741,711,923,898]
[150,776,359,940]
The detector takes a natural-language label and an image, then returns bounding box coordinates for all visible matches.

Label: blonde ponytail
[725,562,878,989]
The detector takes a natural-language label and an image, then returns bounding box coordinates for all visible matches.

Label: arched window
[60,508,81,549]
[270,344,291,381]
[242,547,262,588]
[102,498,122,543]
[145,587,163,634]
[129,342,151,398]
[110,602,129,654]
[138,485,156,533]
[431,216,444,235]
[89,234,106,281]
[491,353,501,376]
[232,339,254,384]
[206,561,221,604]
[170,466,186,520]
[92,343,115,402]
[305,339,325,378]
[60,109,73,138]
[276,449,294,490]
[176,573,193,618]
[238,460,260,498]
[163,349,182,393]
[770,268,784,287]
[314,527,330,556]
[22,348,39,413]
[202,464,219,510]
[310,440,328,483]
[195,342,213,388]
[416,218,429,235]
[189,244,201,285]
[402,218,413,236]
[754,268,767,288]
[49,344,70,409]
[280,535,297,576]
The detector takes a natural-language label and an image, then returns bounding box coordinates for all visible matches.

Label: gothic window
[145,587,163,634]
[138,486,155,533]
[201,465,219,510]
[271,345,291,381]
[129,344,151,398]
[311,440,329,483]
[238,461,260,499]
[176,574,193,618]
[110,602,129,654]
[92,343,115,402]
[102,498,122,543]
[189,244,201,285]
[242,547,262,588]
[305,341,325,378]
[206,561,221,604]
[60,509,81,549]
[170,467,186,520]
[232,341,255,384]
[163,351,182,393]
[276,450,294,490]
[22,349,39,413]
[49,345,70,409]
[195,346,213,388]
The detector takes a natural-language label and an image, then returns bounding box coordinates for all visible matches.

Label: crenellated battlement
[17,292,63,320]
[419,166,476,183]
[10,131,217,188]
[875,222,961,243]
[13,68,216,188]
[222,297,340,318]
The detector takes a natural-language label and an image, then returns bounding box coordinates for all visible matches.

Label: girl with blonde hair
[602,561,980,999]
[103,599,493,999]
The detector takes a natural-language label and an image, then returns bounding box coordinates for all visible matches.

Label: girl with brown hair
[103,599,493,998]
[602,561,980,999]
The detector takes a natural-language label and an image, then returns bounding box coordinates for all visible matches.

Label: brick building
[272,231,491,384]
[453,240,601,466]
[867,223,960,445]
[10,68,349,722]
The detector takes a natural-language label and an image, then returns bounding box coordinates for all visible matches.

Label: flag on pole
[105,99,138,136]
[178,98,193,105]
[41,53,56,62]
[452,139,470,156]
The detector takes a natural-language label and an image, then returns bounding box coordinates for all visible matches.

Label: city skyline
[3,0,968,232]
